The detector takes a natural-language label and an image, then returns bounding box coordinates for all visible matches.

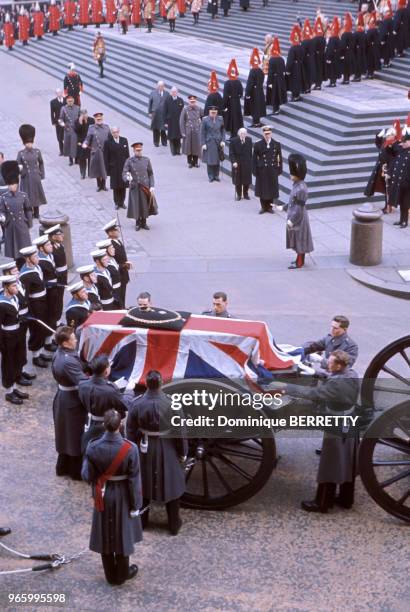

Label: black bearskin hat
[1,160,20,185]
[288,153,307,180]
[19,124,36,145]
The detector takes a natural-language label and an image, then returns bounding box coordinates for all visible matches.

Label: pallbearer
[91,249,115,310]
[103,219,132,308]
[222,59,244,138]
[0,276,30,405]
[49,0,61,35]
[33,3,45,40]
[4,14,15,51]
[77,264,102,310]
[45,224,67,325]
[17,124,47,220]
[266,38,287,115]
[65,281,92,329]
[33,235,60,351]
[64,0,76,30]
[19,245,51,369]
[244,48,266,128]
[18,8,30,46]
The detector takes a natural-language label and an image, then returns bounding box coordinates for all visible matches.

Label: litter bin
[39,209,74,269]
[349,203,383,267]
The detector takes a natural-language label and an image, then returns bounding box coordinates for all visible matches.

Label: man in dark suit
[104,127,130,210]
[252,125,282,214]
[230,127,252,201]
[164,86,184,156]
[50,88,65,155]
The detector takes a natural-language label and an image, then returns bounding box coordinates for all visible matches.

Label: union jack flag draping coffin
[79,311,298,385]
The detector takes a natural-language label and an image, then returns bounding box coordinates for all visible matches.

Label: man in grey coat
[17,124,47,219]
[279,350,360,513]
[126,370,187,536]
[179,95,203,168]
[200,107,226,182]
[58,94,80,165]
[122,142,155,231]
[82,409,142,585]
[83,112,110,191]
[0,161,32,262]
[148,81,170,147]
[302,315,359,370]
[51,326,88,480]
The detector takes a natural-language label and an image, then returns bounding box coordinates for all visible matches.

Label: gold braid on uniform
[125,311,183,325]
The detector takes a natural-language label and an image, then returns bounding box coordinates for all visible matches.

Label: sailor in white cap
[76,265,102,310]
[65,281,92,329]
[45,224,67,324]
[19,245,52,368]
[91,249,115,310]
[103,219,132,307]
[96,239,122,308]
[0,275,30,404]
[33,234,60,351]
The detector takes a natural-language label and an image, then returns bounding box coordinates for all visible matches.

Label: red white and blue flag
[79,311,297,385]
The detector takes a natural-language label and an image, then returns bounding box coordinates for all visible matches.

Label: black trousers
[97,177,106,189]
[55,454,82,480]
[146,18,153,32]
[1,331,25,389]
[101,553,130,585]
[187,154,199,167]
[55,125,64,154]
[207,164,220,180]
[113,187,126,207]
[28,300,48,352]
[169,138,181,155]
[153,129,167,147]
[260,198,273,211]
[235,184,249,198]
[399,186,410,226]
[142,497,181,534]
[169,18,176,31]
[121,21,128,34]
[98,59,104,77]
[79,157,88,178]
[193,12,199,23]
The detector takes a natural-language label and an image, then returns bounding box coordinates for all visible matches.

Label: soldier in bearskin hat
[0,161,32,261]
[16,124,47,220]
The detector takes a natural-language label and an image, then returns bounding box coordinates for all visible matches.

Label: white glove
[276,205,284,212]
[0,214,5,224]
[308,353,323,363]
[202,144,207,150]
[220,142,225,147]
[149,187,155,193]
[58,119,65,127]
[287,220,293,228]
[82,143,88,149]
[18,164,23,171]
[126,172,132,182]
[232,162,238,168]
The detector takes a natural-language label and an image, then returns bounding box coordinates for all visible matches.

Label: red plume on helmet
[356,12,365,31]
[394,119,402,140]
[383,120,401,148]
[384,0,393,19]
[270,37,281,57]
[368,11,377,28]
[303,19,313,40]
[227,58,239,80]
[207,70,219,93]
[398,0,407,9]
[330,16,340,37]
[289,24,301,45]
[249,48,261,68]
[344,12,353,32]
[314,16,325,37]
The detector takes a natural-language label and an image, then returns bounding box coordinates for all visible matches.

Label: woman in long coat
[16,124,47,218]
[283,153,314,269]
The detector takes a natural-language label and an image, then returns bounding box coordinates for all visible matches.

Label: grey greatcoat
[200,116,225,166]
[283,180,314,255]
[122,155,155,221]
[126,389,188,503]
[82,431,143,555]
[303,332,359,368]
[0,190,32,259]
[59,104,80,158]
[16,148,47,209]
[179,105,203,156]
[52,347,88,457]
[84,123,110,179]
[148,90,170,131]
[286,368,360,484]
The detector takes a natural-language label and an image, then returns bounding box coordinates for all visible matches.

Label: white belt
[58,384,79,391]
[113,283,121,289]
[29,290,46,298]
[56,265,68,272]
[106,475,128,481]
[100,297,114,305]
[90,414,105,422]
[1,323,19,331]
[19,307,29,315]
[48,279,57,285]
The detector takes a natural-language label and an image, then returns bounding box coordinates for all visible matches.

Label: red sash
[94,440,132,512]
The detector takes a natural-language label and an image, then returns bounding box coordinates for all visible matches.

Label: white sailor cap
[44,224,63,236]
[0,261,17,272]
[96,239,112,250]
[68,281,85,294]
[0,274,18,285]
[76,264,95,276]
[103,218,118,232]
[90,249,107,260]
[32,235,51,247]
[20,245,38,257]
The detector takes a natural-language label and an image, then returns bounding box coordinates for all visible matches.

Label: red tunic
[105,0,117,24]
[177,0,186,14]
[49,5,61,32]
[18,15,30,42]
[131,0,141,24]
[4,21,15,49]
[91,0,103,24]
[79,0,90,25]
[64,0,76,26]
[33,11,45,37]
[160,0,166,18]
